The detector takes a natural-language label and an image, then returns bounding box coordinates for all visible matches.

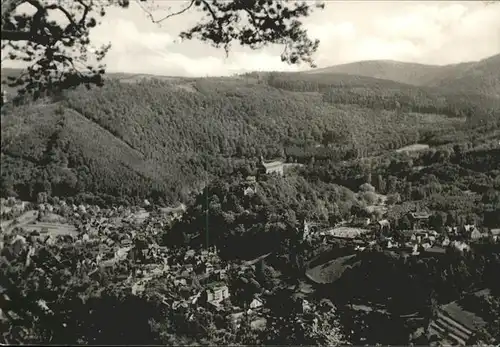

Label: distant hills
[303,53,500,98]
[1,53,499,204]
[305,60,452,86]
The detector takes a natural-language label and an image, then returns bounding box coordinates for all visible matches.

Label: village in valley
[0,195,271,335]
[2,153,499,346]
[1,1,500,343]
[2,142,500,346]
[259,156,500,255]
[2,190,347,343]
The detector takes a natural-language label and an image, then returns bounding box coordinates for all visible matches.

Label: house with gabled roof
[249,296,263,310]
[429,289,489,346]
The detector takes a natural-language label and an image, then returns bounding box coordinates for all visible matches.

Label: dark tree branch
[1,29,49,44]
[138,0,196,24]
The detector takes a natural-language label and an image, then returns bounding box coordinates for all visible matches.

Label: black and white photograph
[1,0,499,345]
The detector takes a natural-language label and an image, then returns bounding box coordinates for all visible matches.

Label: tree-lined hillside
[428,54,500,98]
[261,70,500,120]
[166,173,359,259]
[2,74,480,205]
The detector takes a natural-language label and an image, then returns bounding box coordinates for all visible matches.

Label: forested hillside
[428,54,500,98]
[262,72,499,120]
[1,59,499,205]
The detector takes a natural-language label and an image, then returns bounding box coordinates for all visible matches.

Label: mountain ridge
[301,53,500,95]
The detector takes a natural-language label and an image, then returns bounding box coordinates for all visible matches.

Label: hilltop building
[258,156,284,176]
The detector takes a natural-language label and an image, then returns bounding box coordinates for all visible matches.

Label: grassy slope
[306,254,361,284]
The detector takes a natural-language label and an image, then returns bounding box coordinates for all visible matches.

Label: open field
[22,222,77,236]
[40,213,68,223]
[283,163,304,169]
[320,227,371,239]
[306,254,361,284]
[396,144,430,153]
[159,204,186,215]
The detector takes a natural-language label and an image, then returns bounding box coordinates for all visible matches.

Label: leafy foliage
[167,173,357,259]
[1,0,118,98]
[177,0,323,66]
[1,0,323,99]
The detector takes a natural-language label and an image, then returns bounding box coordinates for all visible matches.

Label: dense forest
[264,71,500,120]
[165,173,359,259]
[2,65,498,206]
[324,245,500,344]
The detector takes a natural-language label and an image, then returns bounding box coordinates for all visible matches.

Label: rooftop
[424,246,446,254]
[410,212,431,219]
[441,300,487,332]
[490,228,500,235]
[262,161,284,168]
[206,281,227,290]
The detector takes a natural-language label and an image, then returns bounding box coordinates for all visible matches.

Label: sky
[3,1,500,76]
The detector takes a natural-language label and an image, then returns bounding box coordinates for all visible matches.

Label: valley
[1,52,500,346]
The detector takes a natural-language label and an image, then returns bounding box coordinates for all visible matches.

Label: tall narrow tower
[302,219,310,240]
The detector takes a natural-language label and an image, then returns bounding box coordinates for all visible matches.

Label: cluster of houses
[128,245,269,331]
[376,214,500,257]
[301,210,500,258]
[52,200,270,330]
[2,198,271,333]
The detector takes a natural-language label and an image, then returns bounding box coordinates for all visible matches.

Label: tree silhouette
[1,0,324,99]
